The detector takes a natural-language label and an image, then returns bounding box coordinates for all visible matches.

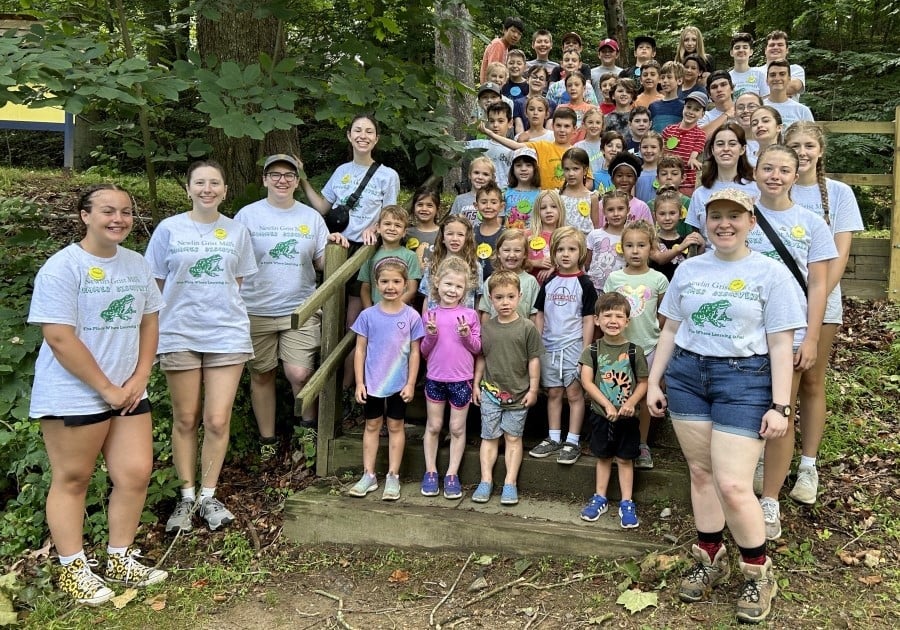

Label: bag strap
[627,343,637,380]
[344,162,380,210]
[753,205,808,297]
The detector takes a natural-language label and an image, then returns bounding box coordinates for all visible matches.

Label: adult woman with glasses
[234,155,348,461]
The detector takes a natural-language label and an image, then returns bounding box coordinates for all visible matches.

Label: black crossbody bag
[324,162,381,233]
[753,205,808,298]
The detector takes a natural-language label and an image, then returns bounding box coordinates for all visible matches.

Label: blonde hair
[487,269,520,294]
[660,60,685,80]
[676,26,708,64]
[432,214,479,288]
[469,156,497,183]
[378,204,409,227]
[490,228,528,273]
[622,219,658,251]
[531,189,567,235]
[429,255,475,304]
[784,122,830,225]
[550,226,587,267]
[485,61,509,80]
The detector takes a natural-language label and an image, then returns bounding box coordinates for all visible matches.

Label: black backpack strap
[590,340,598,370]
[753,205,808,297]
[627,343,637,380]
[344,162,380,210]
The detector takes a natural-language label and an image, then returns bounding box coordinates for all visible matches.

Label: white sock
[200,487,215,501]
[565,433,580,445]
[107,545,128,557]
[59,550,86,566]
[640,442,649,450]
[799,456,817,469]
[549,430,562,443]
[180,487,196,502]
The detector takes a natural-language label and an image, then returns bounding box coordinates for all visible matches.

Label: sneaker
[443,474,462,500]
[58,557,114,606]
[556,443,581,465]
[259,438,278,463]
[348,473,378,497]
[200,497,235,531]
[420,471,439,497]
[788,465,819,505]
[759,497,782,540]
[165,499,194,534]
[736,557,778,623]
[580,494,609,522]
[635,444,654,469]
[528,438,562,458]
[471,481,493,503]
[105,548,168,587]
[382,473,401,501]
[679,544,731,603]
[500,484,519,505]
[619,499,639,528]
[752,459,765,496]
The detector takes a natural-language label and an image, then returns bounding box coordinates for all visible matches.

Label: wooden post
[315,244,348,477]
[889,105,900,302]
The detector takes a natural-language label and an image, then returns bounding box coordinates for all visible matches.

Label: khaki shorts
[159,351,252,371]
[248,311,321,373]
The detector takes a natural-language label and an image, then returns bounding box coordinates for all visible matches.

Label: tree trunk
[741,0,758,39]
[434,1,473,195]
[197,4,299,206]
[603,0,629,67]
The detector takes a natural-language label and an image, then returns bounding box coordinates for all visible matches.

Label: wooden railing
[291,243,375,477]
[819,106,900,301]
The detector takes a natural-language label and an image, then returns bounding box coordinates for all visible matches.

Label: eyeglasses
[735,104,760,112]
[266,172,298,182]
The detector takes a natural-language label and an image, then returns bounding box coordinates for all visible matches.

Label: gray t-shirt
[791,180,864,323]
[145,213,258,354]
[729,67,766,97]
[234,199,328,317]
[29,244,164,416]
[660,251,806,357]
[465,139,512,189]
[322,162,400,242]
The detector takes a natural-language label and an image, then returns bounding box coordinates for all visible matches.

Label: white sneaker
[788,465,818,505]
[759,497,782,541]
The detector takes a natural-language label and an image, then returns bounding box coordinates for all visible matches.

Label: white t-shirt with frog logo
[29,244,164,416]
[145,213,258,354]
[660,251,806,357]
[234,199,329,317]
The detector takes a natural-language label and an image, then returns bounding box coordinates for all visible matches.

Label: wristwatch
[769,403,792,417]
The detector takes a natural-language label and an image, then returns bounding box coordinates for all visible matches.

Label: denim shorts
[480,397,528,439]
[664,347,771,439]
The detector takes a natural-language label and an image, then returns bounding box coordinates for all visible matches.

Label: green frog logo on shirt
[189,254,224,278]
[100,294,136,323]
[269,239,299,259]
[691,299,732,328]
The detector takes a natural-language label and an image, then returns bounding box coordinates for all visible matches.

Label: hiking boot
[752,459,765,496]
[471,481,492,503]
[259,437,278,463]
[500,484,519,505]
[736,557,778,623]
[443,474,462,500]
[165,499,194,534]
[58,557,114,606]
[105,548,168,587]
[200,497,235,531]
[679,544,731,602]
[382,473,401,501]
[580,494,609,522]
[788,465,818,505]
[420,471,439,497]
[618,499,639,528]
[348,473,378,497]
[759,497,782,541]
[556,443,581,465]
[635,444,654,469]
[528,438,561,458]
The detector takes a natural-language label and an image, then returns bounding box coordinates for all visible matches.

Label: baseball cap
[598,38,619,52]
[562,32,583,46]
[706,188,756,214]
[477,82,502,97]
[511,147,538,162]
[634,35,657,49]
[684,91,710,109]
[263,154,299,172]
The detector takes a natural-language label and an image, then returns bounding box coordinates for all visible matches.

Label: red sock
[741,553,766,566]
[698,541,722,559]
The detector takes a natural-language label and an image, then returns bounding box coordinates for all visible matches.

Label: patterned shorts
[424,378,473,409]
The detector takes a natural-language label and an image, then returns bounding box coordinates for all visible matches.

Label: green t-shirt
[358,246,422,304]
[480,316,544,409]
[579,339,648,415]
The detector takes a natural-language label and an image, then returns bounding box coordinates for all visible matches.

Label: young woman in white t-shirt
[29,185,167,604]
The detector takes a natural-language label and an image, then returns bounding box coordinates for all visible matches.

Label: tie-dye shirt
[351,303,425,397]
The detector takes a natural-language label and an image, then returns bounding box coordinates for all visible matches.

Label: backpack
[590,340,637,380]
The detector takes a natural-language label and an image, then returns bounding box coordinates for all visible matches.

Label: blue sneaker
[443,474,462,500]
[580,494,609,522]
[500,484,519,505]
[471,481,492,503]
[619,499,639,528]
[421,471,439,497]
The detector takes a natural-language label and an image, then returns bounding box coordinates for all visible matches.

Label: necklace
[188,211,221,238]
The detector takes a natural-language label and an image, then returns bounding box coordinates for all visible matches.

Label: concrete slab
[284,483,664,558]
